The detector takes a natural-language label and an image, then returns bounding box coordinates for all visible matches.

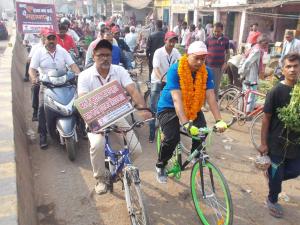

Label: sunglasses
[47,35,56,41]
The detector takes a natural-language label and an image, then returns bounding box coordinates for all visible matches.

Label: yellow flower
[178,55,208,120]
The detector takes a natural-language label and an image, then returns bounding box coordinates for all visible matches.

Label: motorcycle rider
[78,39,152,194]
[56,23,79,57]
[29,28,80,149]
[27,29,47,121]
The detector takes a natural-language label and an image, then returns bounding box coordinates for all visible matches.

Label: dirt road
[21,65,300,225]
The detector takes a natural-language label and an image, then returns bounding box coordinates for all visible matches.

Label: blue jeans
[268,154,300,203]
[149,83,163,141]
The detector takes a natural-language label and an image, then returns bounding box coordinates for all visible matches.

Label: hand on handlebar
[214,120,227,133]
[183,121,199,136]
[139,110,152,120]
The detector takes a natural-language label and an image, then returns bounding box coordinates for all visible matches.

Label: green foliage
[277,82,300,132]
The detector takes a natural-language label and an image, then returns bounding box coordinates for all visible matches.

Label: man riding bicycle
[156,41,227,183]
[77,40,152,194]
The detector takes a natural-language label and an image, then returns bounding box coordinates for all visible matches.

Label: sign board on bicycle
[16,2,58,34]
[74,80,135,132]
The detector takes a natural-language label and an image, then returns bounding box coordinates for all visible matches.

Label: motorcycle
[40,69,78,161]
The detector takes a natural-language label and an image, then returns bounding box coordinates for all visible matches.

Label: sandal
[266,198,283,218]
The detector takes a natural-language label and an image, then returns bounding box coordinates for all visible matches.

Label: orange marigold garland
[178,54,208,120]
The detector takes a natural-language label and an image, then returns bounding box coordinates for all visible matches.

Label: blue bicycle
[99,117,153,225]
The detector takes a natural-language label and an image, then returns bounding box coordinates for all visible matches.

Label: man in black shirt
[259,53,300,218]
[146,20,165,81]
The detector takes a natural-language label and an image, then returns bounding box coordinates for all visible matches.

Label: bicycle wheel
[191,160,233,225]
[250,111,263,151]
[123,167,149,225]
[218,88,243,127]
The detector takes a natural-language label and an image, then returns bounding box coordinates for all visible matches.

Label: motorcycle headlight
[49,75,67,86]
[46,96,75,116]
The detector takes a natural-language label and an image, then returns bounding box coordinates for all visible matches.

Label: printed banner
[75,80,135,132]
[16,1,58,34]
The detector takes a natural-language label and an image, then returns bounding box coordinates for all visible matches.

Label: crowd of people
[21,13,300,219]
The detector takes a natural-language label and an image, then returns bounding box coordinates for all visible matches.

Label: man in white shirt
[195,23,206,42]
[149,31,181,142]
[23,33,40,47]
[29,28,80,149]
[280,30,300,66]
[180,22,189,48]
[78,40,152,195]
[25,30,46,121]
[124,26,138,52]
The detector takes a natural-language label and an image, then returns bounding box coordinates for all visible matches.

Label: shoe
[266,198,283,218]
[23,77,29,82]
[95,181,107,195]
[39,135,48,149]
[156,166,167,184]
[149,138,154,143]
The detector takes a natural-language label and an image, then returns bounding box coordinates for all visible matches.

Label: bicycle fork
[199,158,216,199]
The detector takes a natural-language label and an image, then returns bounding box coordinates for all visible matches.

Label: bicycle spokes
[193,162,232,225]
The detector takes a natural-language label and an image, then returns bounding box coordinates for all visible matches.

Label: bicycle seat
[244,81,258,87]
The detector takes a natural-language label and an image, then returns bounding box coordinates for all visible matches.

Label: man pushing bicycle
[156,41,227,183]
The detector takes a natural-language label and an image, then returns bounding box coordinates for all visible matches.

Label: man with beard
[78,40,152,194]
[29,28,80,149]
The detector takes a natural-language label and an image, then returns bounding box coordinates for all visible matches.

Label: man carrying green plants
[259,53,300,218]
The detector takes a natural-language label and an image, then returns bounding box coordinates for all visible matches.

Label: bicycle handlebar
[97,117,155,134]
[94,107,155,134]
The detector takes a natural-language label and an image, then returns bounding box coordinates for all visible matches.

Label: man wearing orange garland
[155,41,227,183]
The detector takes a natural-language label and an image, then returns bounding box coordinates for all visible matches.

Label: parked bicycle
[96,117,154,225]
[218,81,265,150]
[156,126,233,225]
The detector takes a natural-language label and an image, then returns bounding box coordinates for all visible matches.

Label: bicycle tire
[190,160,233,225]
[249,111,263,151]
[218,88,243,127]
[123,168,149,225]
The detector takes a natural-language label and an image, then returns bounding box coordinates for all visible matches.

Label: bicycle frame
[104,134,132,181]
[226,86,265,119]
[166,130,209,177]
[165,130,216,198]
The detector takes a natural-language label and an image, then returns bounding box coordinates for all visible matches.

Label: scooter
[40,69,78,161]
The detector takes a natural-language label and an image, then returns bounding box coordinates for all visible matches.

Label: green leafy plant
[278,82,300,132]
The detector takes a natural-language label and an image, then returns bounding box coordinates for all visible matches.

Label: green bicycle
[156,127,233,225]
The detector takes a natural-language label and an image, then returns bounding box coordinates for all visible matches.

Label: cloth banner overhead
[123,0,152,9]
[16,1,58,34]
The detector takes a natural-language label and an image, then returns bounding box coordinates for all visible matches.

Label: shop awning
[123,0,152,9]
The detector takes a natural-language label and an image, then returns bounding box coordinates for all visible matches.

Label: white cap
[187,41,208,55]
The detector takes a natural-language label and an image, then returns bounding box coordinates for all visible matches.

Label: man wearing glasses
[78,39,152,194]
[29,28,80,149]
[155,41,227,183]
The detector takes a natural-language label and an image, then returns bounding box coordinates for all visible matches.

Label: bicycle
[218,81,265,150]
[156,126,234,225]
[96,117,154,225]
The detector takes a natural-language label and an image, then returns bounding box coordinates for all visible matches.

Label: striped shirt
[205,35,229,68]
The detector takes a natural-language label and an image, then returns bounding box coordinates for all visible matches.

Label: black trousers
[31,84,40,111]
[157,109,206,168]
[268,154,300,203]
[148,57,153,82]
[24,62,30,79]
